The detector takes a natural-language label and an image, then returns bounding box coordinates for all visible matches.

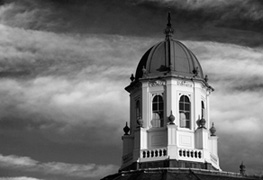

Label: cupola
[121,12,219,173]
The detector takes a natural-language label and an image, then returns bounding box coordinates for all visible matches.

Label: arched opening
[152,95,164,127]
[201,101,205,118]
[179,95,191,129]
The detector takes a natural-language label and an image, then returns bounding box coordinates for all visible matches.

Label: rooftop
[102,168,263,180]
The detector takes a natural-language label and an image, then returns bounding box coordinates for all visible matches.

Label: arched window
[201,101,205,118]
[152,95,164,127]
[179,95,191,128]
[136,100,141,120]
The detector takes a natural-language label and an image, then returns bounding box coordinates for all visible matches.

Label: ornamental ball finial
[123,122,130,135]
[168,111,175,124]
[210,122,216,136]
[137,118,143,128]
[199,117,206,128]
[240,162,246,176]
[130,74,135,82]
[142,66,147,78]
[205,75,209,82]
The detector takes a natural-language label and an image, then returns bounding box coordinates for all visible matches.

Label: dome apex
[134,12,204,81]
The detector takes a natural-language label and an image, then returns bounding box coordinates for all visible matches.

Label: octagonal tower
[121,13,220,172]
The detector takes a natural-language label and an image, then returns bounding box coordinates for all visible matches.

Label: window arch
[201,101,205,118]
[179,95,191,128]
[152,95,164,127]
[136,100,141,120]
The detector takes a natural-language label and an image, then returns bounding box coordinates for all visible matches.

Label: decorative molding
[177,80,193,88]
[179,135,192,148]
[149,80,166,87]
[151,134,166,147]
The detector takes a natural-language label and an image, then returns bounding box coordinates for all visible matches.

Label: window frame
[179,95,191,129]
[151,94,164,128]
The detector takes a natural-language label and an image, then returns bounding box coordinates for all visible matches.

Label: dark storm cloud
[1,0,263,47]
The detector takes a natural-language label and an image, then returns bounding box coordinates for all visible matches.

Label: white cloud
[0,22,157,145]
[0,154,37,168]
[0,154,118,179]
[184,41,263,174]
[0,177,43,180]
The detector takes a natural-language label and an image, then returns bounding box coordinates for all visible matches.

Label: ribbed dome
[135,39,204,80]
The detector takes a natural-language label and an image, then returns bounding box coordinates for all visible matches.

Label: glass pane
[185,103,190,110]
[153,103,157,111]
[179,96,184,102]
[159,96,163,103]
[186,120,190,128]
[179,103,184,110]
[159,111,163,119]
[185,112,190,120]
[159,103,164,110]
[184,96,190,102]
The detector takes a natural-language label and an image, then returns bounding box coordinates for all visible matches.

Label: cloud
[0,177,43,180]
[0,24,156,148]
[0,154,118,179]
[0,26,262,174]
[0,1,262,176]
[185,41,263,90]
[185,41,263,174]
[0,23,148,79]
[0,0,63,30]
[1,0,263,49]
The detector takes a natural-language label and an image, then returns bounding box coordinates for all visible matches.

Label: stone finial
[240,162,246,176]
[130,74,135,82]
[210,122,216,136]
[168,111,175,125]
[137,118,143,128]
[199,117,206,129]
[204,75,208,82]
[123,122,130,135]
[192,67,199,76]
[142,66,147,78]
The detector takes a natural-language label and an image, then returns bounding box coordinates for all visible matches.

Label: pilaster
[133,127,147,161]
[167,124,178,159]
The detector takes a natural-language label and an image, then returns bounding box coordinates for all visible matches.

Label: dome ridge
[135,38,204,80]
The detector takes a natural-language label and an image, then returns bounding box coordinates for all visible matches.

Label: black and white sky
[0,0,262,180]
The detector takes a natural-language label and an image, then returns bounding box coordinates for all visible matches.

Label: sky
[0,0,262,179]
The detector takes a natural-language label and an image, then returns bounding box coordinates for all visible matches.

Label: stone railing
[141,148,167,159]
[178,149,202,159]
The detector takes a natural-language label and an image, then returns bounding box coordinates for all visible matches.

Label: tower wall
[121,77,220,171]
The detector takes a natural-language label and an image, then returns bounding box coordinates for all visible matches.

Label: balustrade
[141,148,167,158]
[178,149,202,159]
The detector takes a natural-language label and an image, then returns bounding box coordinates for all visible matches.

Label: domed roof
[135,13,204,81]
